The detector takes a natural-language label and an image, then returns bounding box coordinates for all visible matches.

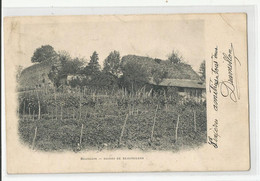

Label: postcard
[4,13,249,173]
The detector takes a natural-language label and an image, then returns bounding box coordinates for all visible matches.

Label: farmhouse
[121,55,206,101]
[149,78,206,101]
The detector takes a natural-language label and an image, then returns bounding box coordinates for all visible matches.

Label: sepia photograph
[15,21,206,153]
[4,14,249,173]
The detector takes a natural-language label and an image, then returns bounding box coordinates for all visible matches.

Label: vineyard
[18,87,207,152]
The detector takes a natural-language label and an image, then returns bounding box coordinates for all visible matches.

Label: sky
[16,15,205,72]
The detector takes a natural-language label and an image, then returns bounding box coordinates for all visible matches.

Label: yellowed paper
[4,14,249,173]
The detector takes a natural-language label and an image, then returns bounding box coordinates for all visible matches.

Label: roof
[149,78,206,89]
[121,55,201,80]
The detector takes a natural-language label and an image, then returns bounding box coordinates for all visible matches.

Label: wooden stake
[61,105,63,120]
[32,126,38,150]
[119,114,129,145]
[51,109,53,121]
[193,110,197,132]
[175,115,180,141]
[36,90,41,120]
[79,92,82,120]
[28,107,31,119]
[23,101,25,120]
[151,105,159,142]
[54,88,57,120]
[79,123,84,145]
[73,107,75,119]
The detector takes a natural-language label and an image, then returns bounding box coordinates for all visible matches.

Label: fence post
[51,109,53,121]
[151,105,159,142]
[23,101,25,120]
[79,123,84,147]
[119,114,129,145]
[36,90,41,120]
[60,105,63,120]
[73,107,75,119]
[28,107,31,119]
[193,110,197,132]
[32,126,38,150]
[175,115,180,141]
[79,91,82,120]
[54,88,57,120]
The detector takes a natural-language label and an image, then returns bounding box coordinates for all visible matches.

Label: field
[18,87,207,152]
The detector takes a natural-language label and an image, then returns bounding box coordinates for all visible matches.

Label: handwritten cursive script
[209,46,219,111]
[208,119,220,148]
[220,43,241,102]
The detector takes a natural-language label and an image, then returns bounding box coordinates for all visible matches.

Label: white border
[2,5,259,181]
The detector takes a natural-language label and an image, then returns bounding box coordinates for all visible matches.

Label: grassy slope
[19,61,54,89]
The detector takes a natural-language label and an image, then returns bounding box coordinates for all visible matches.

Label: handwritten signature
[219,43,241,102]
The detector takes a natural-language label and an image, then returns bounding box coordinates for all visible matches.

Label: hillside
[18,60,55,90]
[121,55,200,80]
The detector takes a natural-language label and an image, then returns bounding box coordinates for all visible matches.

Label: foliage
[48,51,84,87]
[154,58,162,64]
[88,72,119,91]
[18,92,48,115]
[120,61,149,92]
[199,60,206,82]
[86,51,101,74]
[151,68,168,85]
[31,45,57,63]
[69,77,82,88]
[167,49,183,64]
[60,57,84,76]
[103,50,121,77]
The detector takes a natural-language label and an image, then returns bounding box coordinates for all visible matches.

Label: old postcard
[4,14,249,173]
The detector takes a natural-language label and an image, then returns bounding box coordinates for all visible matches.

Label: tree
[60,57,84,76]
[199,60,206,82]
[48,65,60,87]
[88,51,100,72]
[151,68,168,85]
[121,62,149,93]
[82,51,101,78]
[31,45,57,63]
[48,51,84,87]
[103,51,121,77]
[167,50,183,64]
[58,50,72,64]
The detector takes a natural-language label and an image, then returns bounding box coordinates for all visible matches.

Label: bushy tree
[48,65,60,87]
[167,50,183,64]
[88,51,100,72]
[82,51,101,79]
[120,62,149,92]
[103,51,121,77]
[31,45,57,63]
[60,57,84,76]
[48,51,84,87]
[199,60,206,82]
[151,68,168,85]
